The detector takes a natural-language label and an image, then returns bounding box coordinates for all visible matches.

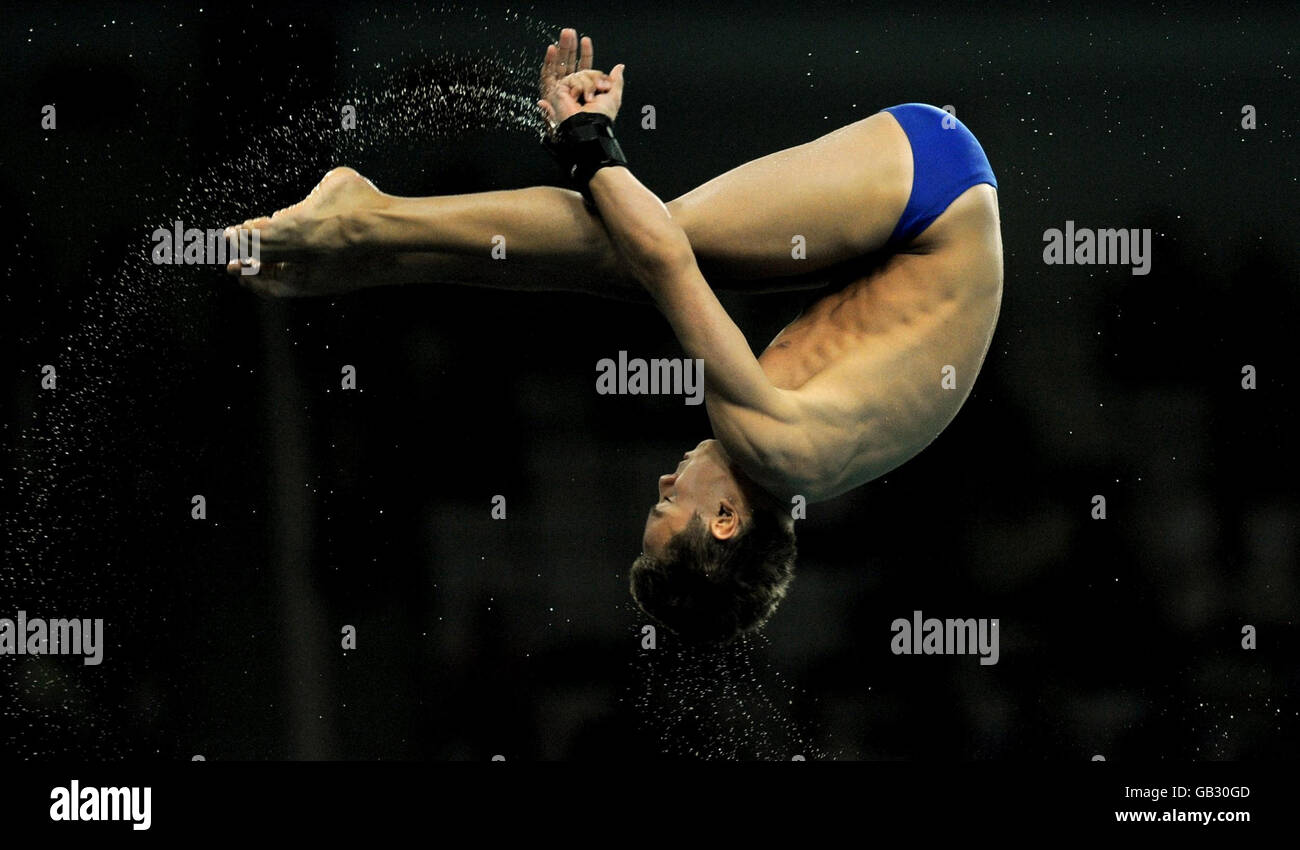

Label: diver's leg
[228,112,910,297]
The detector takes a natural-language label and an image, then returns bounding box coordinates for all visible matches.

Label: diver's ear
[709,500,741,541]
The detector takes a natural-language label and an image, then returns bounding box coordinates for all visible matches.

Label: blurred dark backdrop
[1,0,1296,760]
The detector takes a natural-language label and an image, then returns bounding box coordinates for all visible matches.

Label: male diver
[224,28,1002,644]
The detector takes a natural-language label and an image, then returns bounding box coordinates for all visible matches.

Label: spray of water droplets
[629,627,833,760]
[1,3,562,756]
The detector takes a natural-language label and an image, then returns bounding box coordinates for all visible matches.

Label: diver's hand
[537,27,625,128]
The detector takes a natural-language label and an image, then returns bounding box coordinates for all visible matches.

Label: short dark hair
[629,507,796,646]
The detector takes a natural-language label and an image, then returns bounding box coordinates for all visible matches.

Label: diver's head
[631,439,797,646]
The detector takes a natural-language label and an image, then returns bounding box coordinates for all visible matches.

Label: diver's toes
[225,256,261,277]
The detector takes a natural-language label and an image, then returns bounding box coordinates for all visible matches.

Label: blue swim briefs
[878,103,997,246]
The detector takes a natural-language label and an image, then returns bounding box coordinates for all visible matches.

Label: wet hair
[629,506,796,646]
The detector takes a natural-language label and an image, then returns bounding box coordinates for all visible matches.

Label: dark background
[1,0,1295,760]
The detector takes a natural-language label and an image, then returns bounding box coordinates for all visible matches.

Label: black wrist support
[543,112,628,199]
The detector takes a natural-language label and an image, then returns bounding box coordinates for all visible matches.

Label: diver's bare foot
[224,166,390,286]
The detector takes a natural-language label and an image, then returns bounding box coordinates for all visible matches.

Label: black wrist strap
[543,112,628,200]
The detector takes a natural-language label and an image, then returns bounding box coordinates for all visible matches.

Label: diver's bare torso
[739,116,1003,502]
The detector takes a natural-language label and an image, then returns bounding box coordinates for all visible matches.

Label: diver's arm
[586,168,783,410]
[587,167,819,485]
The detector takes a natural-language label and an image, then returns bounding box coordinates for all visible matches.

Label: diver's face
[642,439,739,556]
